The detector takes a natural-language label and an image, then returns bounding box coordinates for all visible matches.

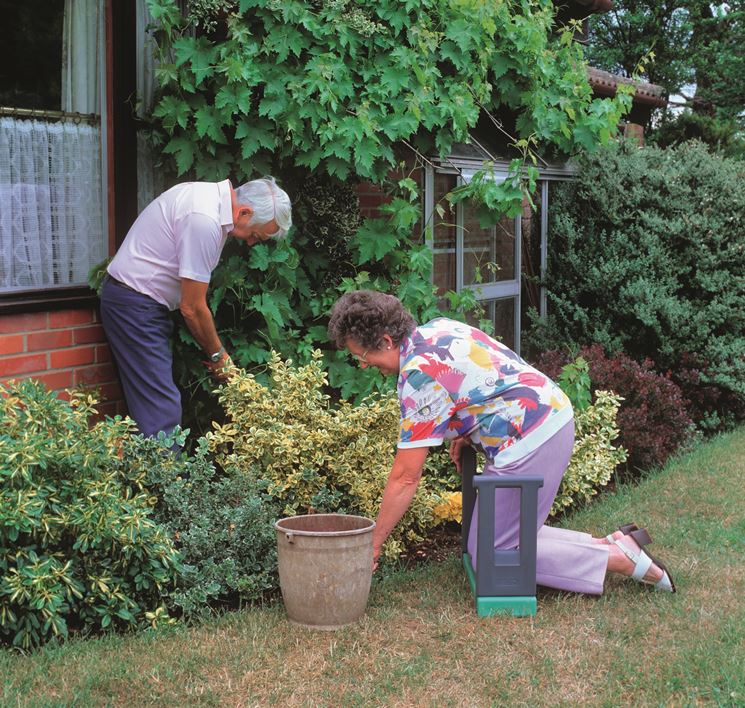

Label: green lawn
[3,428,745,707]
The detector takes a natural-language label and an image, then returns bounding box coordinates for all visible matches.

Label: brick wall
[0,308,126,419]
[356,181,387,220]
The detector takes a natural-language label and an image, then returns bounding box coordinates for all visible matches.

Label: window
[0,0,106,294]
[425,160,570,354]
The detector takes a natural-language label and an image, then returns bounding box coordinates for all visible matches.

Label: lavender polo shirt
[107,180,233,311]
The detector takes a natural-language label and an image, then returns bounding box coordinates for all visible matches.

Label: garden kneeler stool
[460,446,544,617]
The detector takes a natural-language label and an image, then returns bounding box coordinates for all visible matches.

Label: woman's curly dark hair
[327,290,416,349]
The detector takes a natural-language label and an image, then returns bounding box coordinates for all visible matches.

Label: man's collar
[217,179,234,230]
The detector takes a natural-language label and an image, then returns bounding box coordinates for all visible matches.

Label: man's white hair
[234,176,292,239]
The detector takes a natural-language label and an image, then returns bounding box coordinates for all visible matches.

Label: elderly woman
[327,290,675,595]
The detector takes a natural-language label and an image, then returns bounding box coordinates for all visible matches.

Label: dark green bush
[147,438,280,618]
[0,380,182,650]
[527,139,745,431]
[649,112,745,160]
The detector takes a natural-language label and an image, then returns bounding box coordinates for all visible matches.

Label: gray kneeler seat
[460,446,543,616]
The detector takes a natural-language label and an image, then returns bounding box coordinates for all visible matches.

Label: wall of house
[356,181,386,220]
[0,307,125,419]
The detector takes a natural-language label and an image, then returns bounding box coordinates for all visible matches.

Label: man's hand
[449,436,471,474]
[202,352,235,382]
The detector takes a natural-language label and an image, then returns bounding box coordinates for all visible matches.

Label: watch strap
[209,345,226,363]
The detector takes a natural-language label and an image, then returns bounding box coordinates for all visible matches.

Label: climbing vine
[148,0,632,187]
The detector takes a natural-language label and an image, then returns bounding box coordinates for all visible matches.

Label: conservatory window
[0,0,107,294]
[425,161,559,354]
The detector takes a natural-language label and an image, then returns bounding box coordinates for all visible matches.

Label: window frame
[424,158,574,354]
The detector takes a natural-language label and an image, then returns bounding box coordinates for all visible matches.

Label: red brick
[0,353,47,377]
[27,330,74,351]
[0,334,25,355]
[50,347,96,369]
[360,208,382,220]
[73,325,107,345]
[0,312,48,334]
[96,381,123,402]
[95,345,112,363]
[49,309,93,328]
[74,363,117,387]
[33,370,75,391]
[358,193,385,208]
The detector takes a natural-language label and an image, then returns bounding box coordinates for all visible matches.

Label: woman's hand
[372,545,381,573]
[449,436,471,474]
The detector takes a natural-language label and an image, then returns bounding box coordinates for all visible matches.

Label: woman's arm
[373,446,430,568]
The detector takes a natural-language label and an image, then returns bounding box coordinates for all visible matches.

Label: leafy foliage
[0,381,182,650]
[526,140,745,433]
[206,352,458,560]
[147,438,280,618]
[649,111,745,159]
[148,0,630,184]
[556,356,592,412]
[535,346,697,474]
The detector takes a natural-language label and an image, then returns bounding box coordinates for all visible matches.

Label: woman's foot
[610,534,664,583]
[593,530,624,545]
[594,524,652,546]
[608,534,675,592]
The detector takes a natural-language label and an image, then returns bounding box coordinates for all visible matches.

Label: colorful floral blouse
[397,318,573,465]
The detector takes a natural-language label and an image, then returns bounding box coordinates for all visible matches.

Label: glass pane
[521,184,543,331]
[432,172,457,295]
[0,1,64,110]
[0,0,105,293]
[462,202,516,286]
[466,298,516,352]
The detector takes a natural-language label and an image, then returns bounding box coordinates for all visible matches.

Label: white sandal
[612,538,676,593]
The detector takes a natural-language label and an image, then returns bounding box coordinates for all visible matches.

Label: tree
[586,1,745,138]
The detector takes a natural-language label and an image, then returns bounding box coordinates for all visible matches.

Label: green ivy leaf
[194,105,227,144]
[162,137,195,175]
[353,219,400,263]
[248,244,271,271]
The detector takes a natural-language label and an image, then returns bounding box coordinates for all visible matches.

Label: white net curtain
[0,0,104,293]
[0,119,104,290]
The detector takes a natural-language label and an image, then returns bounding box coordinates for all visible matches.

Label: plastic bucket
[275,513,376,630]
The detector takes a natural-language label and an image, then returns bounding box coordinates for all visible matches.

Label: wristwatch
[209,345,226,363]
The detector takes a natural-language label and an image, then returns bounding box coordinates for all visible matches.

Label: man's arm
[180,278,231,376]
[372,446,431,568]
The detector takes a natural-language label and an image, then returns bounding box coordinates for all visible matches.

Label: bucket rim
[275,513,376,536]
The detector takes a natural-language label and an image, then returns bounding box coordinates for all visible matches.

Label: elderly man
[100,177,292,439]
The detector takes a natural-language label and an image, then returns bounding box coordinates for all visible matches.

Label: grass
[3,428,745,707]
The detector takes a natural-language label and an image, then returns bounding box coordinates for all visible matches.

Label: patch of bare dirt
[398,523,462,567]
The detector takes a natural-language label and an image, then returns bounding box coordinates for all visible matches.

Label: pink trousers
[467,420,609,595]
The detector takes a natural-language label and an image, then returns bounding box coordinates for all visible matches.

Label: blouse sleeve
[397,367,454,449]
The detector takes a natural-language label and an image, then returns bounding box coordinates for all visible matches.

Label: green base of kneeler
[463,553,537,617]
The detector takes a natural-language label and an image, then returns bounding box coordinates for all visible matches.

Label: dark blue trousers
[99,278,181,439]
